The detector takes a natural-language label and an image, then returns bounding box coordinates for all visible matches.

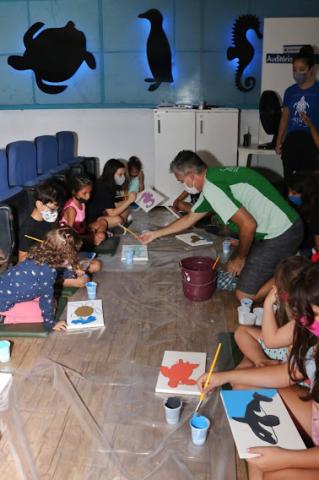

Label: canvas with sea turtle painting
[67,299,104,330]
[220,389,306,459]
[155,351,206,396]
[175,233,213,246]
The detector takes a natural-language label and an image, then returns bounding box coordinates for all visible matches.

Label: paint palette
[220,389,305,458]
[66,299,104,330]
[155,350,206,396]
[175,233,213,246]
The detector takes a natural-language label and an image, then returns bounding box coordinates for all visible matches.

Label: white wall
[0,108,155,185]
[0,107,283,186]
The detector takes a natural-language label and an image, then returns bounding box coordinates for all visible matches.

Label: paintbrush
[194,342,222,414]
[118,224,140,241]
[24,234,43,243]
[212,256,220,271]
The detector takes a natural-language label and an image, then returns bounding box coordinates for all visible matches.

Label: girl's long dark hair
[100,159,125,191]
[288,264,319,402]
[28,226,82,270]
[274,256,311,327]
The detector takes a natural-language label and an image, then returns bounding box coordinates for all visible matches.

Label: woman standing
[276,45,319,179]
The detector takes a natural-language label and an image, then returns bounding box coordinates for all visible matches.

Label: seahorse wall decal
[227,14,263,92]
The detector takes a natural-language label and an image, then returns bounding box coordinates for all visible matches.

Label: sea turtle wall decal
[8,21,96,95]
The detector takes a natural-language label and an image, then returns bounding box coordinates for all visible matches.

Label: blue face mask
[293,72,307,85]
[288,195,303,207]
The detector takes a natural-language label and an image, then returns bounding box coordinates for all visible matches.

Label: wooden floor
[0,210,247,480]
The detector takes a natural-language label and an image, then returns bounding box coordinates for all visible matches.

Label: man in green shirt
[140,151,303,301]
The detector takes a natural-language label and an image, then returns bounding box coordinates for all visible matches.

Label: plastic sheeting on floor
[0,209,237,479]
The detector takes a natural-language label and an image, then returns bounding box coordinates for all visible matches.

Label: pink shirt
[60,198,86,234]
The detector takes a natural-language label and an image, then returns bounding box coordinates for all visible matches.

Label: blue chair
[56,131,84,167]
[35,135,69,176]
[7,140,49,187]
[0,149,23,201]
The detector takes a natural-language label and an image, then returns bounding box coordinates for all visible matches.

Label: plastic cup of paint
[237,305,250,324]
[241,312,257,326]
[190,415,210,446]
[125,247,134,264]
[253,307,264,326]
[86,281,97,300]
[164,397,182,425]
[240,298,253,310]
[0,340,11,363]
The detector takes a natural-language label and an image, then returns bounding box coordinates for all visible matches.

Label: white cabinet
[154,108,238,202]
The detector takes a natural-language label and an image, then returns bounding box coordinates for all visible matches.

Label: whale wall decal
[8,21,96,94]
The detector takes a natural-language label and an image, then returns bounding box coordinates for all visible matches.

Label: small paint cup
[222,240,231,255]
[125,247,134,264]
[240,298,253,310]
[190,415,210,446]
[86,281,97,300]
[0,340,11,363]
[241,312,257,326]
[253,307,264,326]
[164,397,182,425]
[237,305,250,324]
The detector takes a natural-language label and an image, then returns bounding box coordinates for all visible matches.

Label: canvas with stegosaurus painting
[155,351,207,396]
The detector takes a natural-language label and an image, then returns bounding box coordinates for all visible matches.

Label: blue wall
[0,0,318,109]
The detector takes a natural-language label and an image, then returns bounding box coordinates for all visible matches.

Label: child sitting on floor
[60,174,103,274]
[0,227,81,331]
[127,156,144,193]
[235,256,310,368]
[87,158,137,232]
[198,263,319,479]
[19,180,65,262]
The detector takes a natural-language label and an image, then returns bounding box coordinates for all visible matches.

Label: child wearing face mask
[18,180,65,262]
[275,45,319,180]
[87,158,137,232]
[127,156,144,193]
[287,172,319,258]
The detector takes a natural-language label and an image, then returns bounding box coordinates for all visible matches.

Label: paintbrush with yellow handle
[118,224,140,242]
[194,342,222,414]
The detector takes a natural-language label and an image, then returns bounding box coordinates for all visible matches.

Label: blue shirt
[283,81,319,132]
[0,259,57,329]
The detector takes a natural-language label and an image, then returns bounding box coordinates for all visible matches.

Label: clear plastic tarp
[0,208,237,479]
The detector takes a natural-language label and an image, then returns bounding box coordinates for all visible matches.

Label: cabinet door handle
[200,119,203,134]
[157,119,161,134]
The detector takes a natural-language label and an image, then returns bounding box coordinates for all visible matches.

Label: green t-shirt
[192,167,298,240]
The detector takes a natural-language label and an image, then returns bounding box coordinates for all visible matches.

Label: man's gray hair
[170,150,207,175]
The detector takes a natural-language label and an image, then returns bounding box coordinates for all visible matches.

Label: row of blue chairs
[0,131,92,202]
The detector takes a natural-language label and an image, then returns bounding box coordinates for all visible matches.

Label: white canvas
[220,389,305,459]
[0,373,12,395]
[136,188,165,212]
[175,233,213,246]
[121,245,149,261]
[155,350,206,396]
[67,299,104,330]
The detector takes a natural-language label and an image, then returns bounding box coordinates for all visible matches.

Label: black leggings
[282,130,319,180]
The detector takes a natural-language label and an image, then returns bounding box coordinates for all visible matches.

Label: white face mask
[183,180,200,195]
[114,174,125,186]
[41,209,58,223]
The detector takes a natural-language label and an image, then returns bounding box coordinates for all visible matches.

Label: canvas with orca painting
[66,299,104,330]
[220,389,305,458]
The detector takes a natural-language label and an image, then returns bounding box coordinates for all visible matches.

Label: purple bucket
[180,256,217,302]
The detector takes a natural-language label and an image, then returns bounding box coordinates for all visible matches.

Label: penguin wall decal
[138,9,173,91]
[8,21,96,94]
